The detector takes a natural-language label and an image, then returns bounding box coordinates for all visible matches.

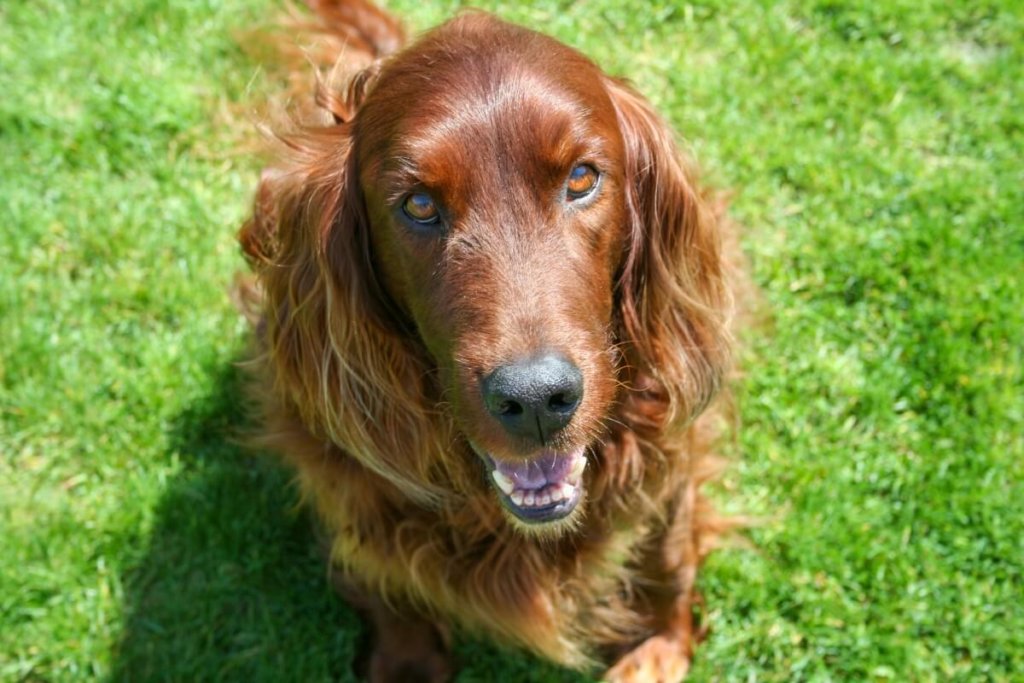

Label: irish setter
[238,1,739,680]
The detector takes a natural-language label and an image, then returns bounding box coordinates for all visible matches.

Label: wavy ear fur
[240,69,454,506]
[607,78,732,428]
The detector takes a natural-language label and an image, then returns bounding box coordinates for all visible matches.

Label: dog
[237,1,740,680]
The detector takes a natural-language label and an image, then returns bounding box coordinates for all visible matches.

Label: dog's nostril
[547,392,576,412]
[499,400,523,416]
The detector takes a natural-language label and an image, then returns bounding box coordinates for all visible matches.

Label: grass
[1,0,1021,680]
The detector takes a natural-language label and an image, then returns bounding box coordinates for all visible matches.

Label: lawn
[1,0,1021,681]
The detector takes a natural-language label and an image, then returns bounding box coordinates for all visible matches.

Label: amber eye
[566,164,599,200]
[402,192,440,225]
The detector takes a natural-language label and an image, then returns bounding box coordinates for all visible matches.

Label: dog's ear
[242,110,451,506]
[606,78,731,426]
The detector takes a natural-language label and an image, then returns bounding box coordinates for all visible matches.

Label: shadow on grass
[110,361,362,682]
[111,360,589,682]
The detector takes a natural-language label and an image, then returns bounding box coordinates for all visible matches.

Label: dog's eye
[402,193,440,225]
[566,164,599,200]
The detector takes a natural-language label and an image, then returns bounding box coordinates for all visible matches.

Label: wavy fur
[238,2,742,679]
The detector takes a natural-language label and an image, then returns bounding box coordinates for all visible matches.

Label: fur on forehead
[351,14,620,183]
[359,84,616,199]
[375,109,612,209]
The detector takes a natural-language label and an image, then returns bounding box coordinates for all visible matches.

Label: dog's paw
[603,633,691,683]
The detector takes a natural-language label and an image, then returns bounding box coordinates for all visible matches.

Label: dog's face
[353,23,629,529]
[248,13,727,535]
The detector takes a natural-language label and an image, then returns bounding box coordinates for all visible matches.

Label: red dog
[239,1,740,680]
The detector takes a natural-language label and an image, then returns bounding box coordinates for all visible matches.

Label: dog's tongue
[492,449,582,491]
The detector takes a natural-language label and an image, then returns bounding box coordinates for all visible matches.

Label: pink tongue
[493,450,576,491]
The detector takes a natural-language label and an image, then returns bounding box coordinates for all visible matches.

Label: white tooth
[538,493,551,506]
[549,487,564,502]
[491,470,515,495]
[560,482,575,500]
[510,490,524,506]
[569,454,586,480]
[524,491,536,506]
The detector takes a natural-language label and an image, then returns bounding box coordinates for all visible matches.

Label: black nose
[481,354,583,444]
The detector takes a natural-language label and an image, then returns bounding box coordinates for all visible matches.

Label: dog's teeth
[569,454,586,480]
[510,490,524,506]
[538,493,551,506]
[549,487,564,502]
[491,470,515,495]
[560,482,575,499]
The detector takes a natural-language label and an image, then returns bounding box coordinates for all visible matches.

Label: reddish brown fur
[238,2,741,680]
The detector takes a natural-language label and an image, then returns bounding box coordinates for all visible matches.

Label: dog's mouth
[483,447,586,524]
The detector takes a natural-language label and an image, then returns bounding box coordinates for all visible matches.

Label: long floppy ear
[240,81,453,506]
[606,78,732,428]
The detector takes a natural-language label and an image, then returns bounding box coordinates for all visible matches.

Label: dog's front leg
[602,609,694,683]
[329,570,454,683]
[605,487,704,683]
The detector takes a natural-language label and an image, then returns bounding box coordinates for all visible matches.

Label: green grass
[1,0,1021,680]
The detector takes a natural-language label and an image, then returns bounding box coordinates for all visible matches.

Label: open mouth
[484,447,586,524]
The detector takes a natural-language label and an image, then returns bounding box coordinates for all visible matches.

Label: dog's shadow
[110,360,588,682]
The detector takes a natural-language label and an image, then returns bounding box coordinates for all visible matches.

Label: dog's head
[244,13,730,533]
